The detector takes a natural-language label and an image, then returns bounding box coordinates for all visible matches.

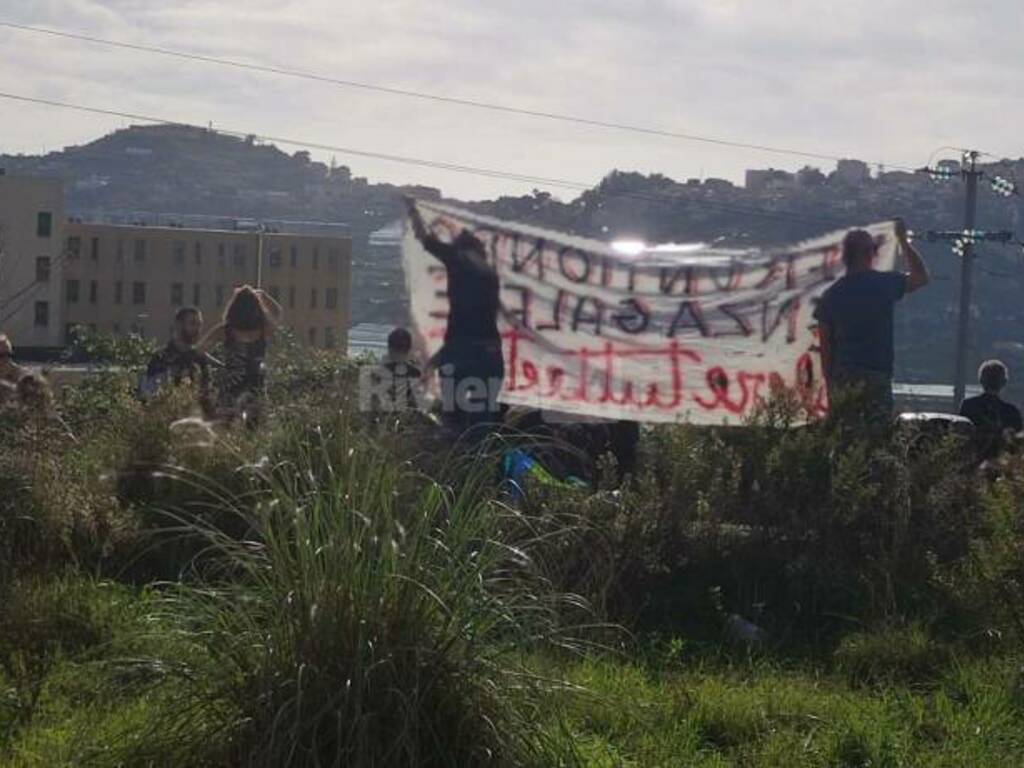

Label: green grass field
[3,339,1024,766]
[4,578,1022,766]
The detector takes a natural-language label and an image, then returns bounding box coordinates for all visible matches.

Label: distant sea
[347,323,390,359]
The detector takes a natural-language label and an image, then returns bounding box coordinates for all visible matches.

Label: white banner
[403,200,898,425]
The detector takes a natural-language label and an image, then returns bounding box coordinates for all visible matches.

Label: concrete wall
[61,223,352,350]
[0,174,66,347]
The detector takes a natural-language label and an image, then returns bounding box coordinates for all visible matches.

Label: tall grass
[114,412,589,767]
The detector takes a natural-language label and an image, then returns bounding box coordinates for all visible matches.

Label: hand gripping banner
[403,199,898,425]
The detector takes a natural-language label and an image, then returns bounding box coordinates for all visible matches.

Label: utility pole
[921,150,1019,410]
[952,151,980,408]
[256,225,264,289]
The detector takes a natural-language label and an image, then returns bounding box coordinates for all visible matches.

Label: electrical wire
[0,250,70,325]
[0,19,921,172]
[0,91,850,227]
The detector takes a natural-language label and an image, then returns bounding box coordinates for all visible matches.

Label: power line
[0,90,856,324]
[0,91,847,227]
[0,250,70,325]
[0,19,919,172]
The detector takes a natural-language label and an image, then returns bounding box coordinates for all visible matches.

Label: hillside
[3,125,1024,389]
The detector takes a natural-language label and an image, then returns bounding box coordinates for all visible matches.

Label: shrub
[109,413,587,767]
[834,623,953,686]
[0,577,139,743]
[516,391,993,642]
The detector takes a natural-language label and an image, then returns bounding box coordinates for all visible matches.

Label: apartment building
[0,172,66,347]
[61,222,352,349]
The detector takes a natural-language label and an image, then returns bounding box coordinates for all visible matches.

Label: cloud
[1,0,1022,200]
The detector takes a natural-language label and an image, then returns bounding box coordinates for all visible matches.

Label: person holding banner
[406,199,504,439]
[814,219,928,421]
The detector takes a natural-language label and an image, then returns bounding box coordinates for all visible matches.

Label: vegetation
[2,337,1024,765]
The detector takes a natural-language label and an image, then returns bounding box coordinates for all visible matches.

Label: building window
[325,288,338,310]
[308,327,317,346]
[37,212,53,238]
[36,256,51,282]
[114,281,123,304]
[310,287,318,309]
[288,285,296,309]
[116,239,124,262]
[171,282,184,306]
[112,322,121,335]
[89,280,98,304]
[215,285,225,307]
[67,236,82,258]
[324,326,336,349]
[173,240,187,266]
[66,279,80,304]
[193,283,201,306]
[90,237,100,260]
[312,246,319,270]
[133,239,146,262]
[268,285,280,302]
[289,245,298,268]
[34,301,49,327]
[194,241,202,266]
[232,243,247,269]
[328,248,339,271]
[133,281,146,305]
[269,246,282,269]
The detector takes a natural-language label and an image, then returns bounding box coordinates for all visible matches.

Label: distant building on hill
[745,168,796,192]
[833,159,871,184]
[703,178,735,194]
[0,173,352,352]
[61,221,351,349]
[0,172,66,348]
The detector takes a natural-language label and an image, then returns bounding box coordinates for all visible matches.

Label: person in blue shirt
[814,219,929,419]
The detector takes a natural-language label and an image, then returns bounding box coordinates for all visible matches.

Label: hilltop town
[3,124,1023,390]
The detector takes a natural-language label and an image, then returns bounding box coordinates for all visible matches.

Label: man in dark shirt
[141,306,216,414]
[407,199,504,436]
[959,360,1023,461]
[813,220,929,421]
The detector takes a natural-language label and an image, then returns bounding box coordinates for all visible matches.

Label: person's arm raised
[896,218,929,294]
[256,289,284,326]
[406,196,429,242]
[405,196,455,266]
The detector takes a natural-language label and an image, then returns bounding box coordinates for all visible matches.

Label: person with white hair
[0,333,29,386]
[959,359,1023,461]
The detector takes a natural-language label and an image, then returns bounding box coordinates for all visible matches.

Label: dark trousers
[830,366,894,427]
[437,339,505,439]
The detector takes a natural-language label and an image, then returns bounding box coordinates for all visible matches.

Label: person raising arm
[814,219,929,422]
[897,218,929,294]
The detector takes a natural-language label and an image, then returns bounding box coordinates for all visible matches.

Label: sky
[1,0,1023,201]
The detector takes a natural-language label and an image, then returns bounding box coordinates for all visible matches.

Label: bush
[518,391,995,643]
[0,577,140,743]
[834,623,953,686]
[107,412,588,767]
